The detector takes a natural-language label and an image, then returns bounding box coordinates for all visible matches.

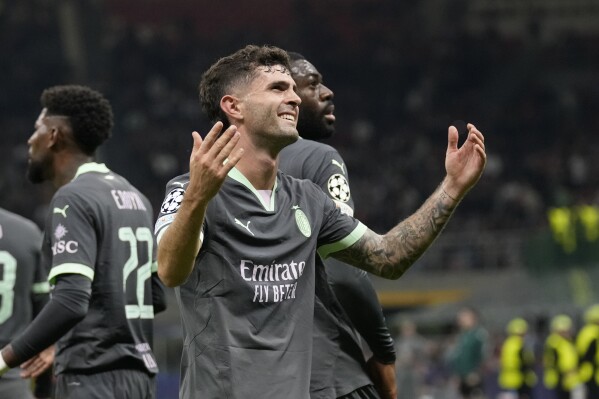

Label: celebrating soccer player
[155,44,486,398]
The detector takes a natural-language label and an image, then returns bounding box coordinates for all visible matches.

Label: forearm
[157,199,206,287]
[335,181,459,279]
[1,275,90,367]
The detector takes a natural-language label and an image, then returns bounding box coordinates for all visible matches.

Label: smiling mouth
[279,114,296,122]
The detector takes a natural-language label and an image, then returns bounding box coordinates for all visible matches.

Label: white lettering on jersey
[111,190,147,210]
[52,223,78,255]
[240,259,305,282]
[52,240,79,255]
[240,259,306,303]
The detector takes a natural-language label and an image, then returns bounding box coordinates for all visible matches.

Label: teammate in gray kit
[0,85,166,399]
[0,208,52,398]
[279,52,396,399]
[156,45,486,399]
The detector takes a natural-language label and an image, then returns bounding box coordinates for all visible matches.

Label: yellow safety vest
[499,335,536,389]
[576,324,599,385]
[544,333,580,391]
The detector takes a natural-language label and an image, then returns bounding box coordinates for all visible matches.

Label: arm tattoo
[334,187,458,279]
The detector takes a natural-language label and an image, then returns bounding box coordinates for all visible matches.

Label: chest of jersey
[197,179,322,305]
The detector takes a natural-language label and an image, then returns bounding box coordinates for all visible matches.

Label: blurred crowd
[2,0,599,237]
[393,304,599,399]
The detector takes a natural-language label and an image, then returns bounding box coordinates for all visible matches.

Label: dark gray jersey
[281,138,393,397]
[0,208,47,380]
[155,167,366,399]
[44,163,159,375]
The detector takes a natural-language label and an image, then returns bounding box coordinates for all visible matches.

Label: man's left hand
[366,356,398,399]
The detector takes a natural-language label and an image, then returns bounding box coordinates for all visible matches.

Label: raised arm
[333,123,486,279]
[157,123,243,287]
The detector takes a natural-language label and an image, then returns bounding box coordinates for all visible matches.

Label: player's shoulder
[277,170,328,197]
[286,138,340,156]
[0,208,41,236]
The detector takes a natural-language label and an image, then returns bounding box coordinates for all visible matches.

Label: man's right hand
[186,122,243,205]
[20,345,55,378]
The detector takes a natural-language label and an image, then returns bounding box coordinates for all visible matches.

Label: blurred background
[2,0,599,397]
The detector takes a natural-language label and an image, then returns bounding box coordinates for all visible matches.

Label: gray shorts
[56,369,155,399]
[0,377,34,399]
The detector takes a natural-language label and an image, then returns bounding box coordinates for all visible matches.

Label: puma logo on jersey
[331,159,345,174]
[234,218,254,236]
[53,205,69,218]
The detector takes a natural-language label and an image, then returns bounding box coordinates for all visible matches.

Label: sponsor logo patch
[52,223,79,255]
[160,188,185,214]
[54,224,68,240]
[327,174,350,202]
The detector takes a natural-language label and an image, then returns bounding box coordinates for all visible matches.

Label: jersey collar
[73,162,111,180]
[228,167,278,212]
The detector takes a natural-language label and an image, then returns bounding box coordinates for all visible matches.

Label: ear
[220,95,243,124]
[48,125,69,151]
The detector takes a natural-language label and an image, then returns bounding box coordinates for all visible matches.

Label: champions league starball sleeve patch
[160,188,185,214]
[327,174,350,202]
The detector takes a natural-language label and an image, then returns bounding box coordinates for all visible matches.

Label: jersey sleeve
[31,227,50,316]
[316,192,366,259]
[154,175,193,244]
[46,191,97,284]
[309,147,355,217]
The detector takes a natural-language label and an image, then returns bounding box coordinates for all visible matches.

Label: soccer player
[278,52,396,399]
[0,85,166,399]
[0,208,53,398]
[155,44,486,398]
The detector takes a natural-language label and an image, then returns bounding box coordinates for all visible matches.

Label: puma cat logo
[234,218,254,236]
[331,159,345,174]
[53,205,69,218]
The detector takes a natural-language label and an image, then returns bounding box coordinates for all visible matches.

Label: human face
[26,108,55,183]
[291,59,335,140]
[237,64,301,150]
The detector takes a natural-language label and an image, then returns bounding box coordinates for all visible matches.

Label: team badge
[160,188,185,214]
[293,206,311,238]
[327,174,350,202]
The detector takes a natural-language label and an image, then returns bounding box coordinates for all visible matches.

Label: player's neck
[52,152,95,189]
[235,152,277,190]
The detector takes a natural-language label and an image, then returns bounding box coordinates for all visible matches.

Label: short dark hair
[199,44,291,129]
[41,85,113,155]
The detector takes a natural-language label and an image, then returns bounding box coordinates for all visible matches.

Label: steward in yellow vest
[544,315,583,399]
[576,304,599,398]
[498,318,536,399]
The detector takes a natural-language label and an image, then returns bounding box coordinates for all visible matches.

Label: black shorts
[338,384,381,399]
[55,369,155,399]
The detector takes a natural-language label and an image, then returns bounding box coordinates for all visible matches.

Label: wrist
[441,186,459,202]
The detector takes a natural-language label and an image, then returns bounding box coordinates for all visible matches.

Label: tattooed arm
[333,123,486,279]
[333,182,458,279]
